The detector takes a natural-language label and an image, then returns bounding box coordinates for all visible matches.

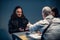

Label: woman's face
[16,8,22,17]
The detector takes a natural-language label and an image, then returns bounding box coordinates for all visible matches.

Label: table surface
[12,32,41,40]
[12,32,29,40]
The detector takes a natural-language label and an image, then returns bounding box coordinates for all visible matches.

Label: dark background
[0,0,60,40]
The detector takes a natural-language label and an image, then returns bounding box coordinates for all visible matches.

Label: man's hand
[36,31,42,35]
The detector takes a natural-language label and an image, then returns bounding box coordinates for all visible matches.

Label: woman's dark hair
[11,6,25,20]
[51,7,60,17]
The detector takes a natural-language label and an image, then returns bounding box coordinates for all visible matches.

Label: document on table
[28,33,42,39]
[19,35,28,40]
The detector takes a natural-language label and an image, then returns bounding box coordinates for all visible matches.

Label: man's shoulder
[34,19,49,26]
[52,18,60,23]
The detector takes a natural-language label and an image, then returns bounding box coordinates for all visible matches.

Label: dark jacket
[8,17,28,34]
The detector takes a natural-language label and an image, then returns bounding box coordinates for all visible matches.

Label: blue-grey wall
[0,0,60,40]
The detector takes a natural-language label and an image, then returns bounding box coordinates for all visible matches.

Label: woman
[8,6,30,34]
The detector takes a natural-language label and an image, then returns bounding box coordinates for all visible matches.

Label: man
[29,6,53,34]
[41,7,60,40]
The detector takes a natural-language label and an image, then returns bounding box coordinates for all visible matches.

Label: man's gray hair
[42,6,51,16]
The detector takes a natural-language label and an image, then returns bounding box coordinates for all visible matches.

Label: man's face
[42,6,51,19]
[51,11,55,17]
[42,13,46,19]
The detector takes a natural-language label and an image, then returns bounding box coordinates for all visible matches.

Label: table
[12,32,41,40]
[12,32,29,40]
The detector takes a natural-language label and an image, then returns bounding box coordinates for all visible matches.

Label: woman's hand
[19,28,24,31]
[25,27,29,31]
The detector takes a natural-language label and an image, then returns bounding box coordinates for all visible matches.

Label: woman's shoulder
[23,17,28,21]
[9,18,18,23]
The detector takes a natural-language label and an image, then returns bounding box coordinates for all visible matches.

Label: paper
[28,33,41,39]
[19,35,28,40]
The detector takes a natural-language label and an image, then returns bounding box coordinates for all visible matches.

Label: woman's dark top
[8,17,28,34]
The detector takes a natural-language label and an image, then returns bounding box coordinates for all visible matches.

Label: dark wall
[0,0,60,40]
